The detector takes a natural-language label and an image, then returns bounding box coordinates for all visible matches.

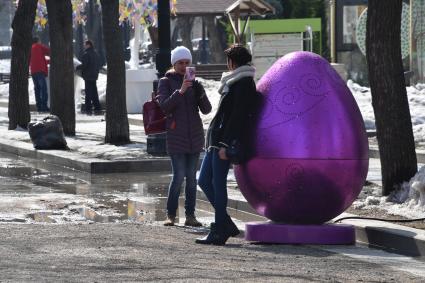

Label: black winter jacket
[77,47,99,81]
[206,76,259,156]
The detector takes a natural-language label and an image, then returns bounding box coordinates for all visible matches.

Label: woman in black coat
[196,45,259,245]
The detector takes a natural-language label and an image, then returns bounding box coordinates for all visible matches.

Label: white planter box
[126,68,157,114]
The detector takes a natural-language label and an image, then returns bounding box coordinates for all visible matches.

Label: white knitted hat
[171,46,192,65]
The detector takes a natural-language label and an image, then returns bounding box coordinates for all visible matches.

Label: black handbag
[226,140,245,165]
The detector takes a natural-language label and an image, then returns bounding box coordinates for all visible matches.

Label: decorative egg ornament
[235,52,369,244]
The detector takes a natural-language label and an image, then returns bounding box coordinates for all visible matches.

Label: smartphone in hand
[185,67,196,81]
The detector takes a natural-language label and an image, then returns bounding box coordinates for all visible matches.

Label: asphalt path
[0,224,424,282]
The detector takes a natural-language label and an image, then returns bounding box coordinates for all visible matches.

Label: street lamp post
[147,0,171,155]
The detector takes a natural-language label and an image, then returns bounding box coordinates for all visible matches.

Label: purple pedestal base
[245,222,355,245]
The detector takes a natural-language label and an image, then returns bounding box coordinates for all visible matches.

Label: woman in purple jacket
[158,46,212,226]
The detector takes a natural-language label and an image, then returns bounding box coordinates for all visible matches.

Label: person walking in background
[30,37,50,112]
[157,46,212,227]
[76,40,101,115]
[196,44,259,245]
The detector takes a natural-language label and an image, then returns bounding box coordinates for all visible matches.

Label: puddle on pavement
[30,211,57,223]
[0,152,219,226]
[0,151,259,231]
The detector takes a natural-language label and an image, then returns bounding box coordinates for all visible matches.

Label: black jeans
[84,80,101,111]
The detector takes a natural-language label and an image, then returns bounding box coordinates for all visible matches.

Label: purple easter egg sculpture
[234,51,368,224]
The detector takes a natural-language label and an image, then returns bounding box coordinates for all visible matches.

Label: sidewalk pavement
[0,109,424,257]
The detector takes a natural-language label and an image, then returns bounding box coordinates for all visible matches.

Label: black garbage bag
[28,115,68,150]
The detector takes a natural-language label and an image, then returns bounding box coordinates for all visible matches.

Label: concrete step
[195,64,227,81]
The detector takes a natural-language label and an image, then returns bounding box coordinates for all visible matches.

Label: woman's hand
[218,147,228,160]
[192,80,205,99]
[179,79,193,94]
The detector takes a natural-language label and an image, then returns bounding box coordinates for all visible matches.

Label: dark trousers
[198,149,231,229]
[31,72,48,111]
[84,80,101,111]
[166,153,200,217]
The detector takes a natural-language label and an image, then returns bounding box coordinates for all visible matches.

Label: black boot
[225,216,240,237]
[211,224,231,245]
[195,223,218,245]
[195,222,232,245]
[209,217,240,237]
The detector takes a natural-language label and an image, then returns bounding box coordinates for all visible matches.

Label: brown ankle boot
[163,215,176,226]
[184,215,202,227]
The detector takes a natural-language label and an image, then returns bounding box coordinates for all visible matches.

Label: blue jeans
[198,149,231,228]
[167,153,200,217]
[32,72,48,111]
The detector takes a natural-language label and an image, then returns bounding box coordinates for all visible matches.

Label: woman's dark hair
[32,36,40,44]
[224,44,252,67]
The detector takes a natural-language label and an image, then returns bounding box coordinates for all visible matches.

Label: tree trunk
[205,16,226,64]
[148,26,159,50]
[171,20,179,48]
[121,19,131,61]
[366,0,417,195]
[74,23,84,60]
[46,0,75,136]
[100,0,130,145]
[39,25,50,46]
[177,16,193,52]
[8,0,37,130]
[86,1,106,66]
